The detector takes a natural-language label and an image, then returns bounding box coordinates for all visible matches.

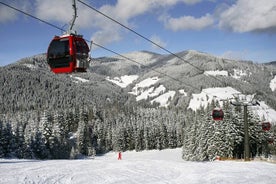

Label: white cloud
[0,1,32,23]
[35,0,72,23]
[86,0,209,45]
[91,26,122,46]
[219,0,276,33]
[164,14,214,31]
[0,5,18,23]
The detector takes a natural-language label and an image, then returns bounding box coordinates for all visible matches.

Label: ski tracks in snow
[1,149,276,184]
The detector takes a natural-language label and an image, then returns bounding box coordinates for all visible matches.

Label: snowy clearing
[106,75,139,88]
[204,70,228,77]
[188,87,276,123]
[151,91,176,107]
[188,87,240,111]
[23,64,36,70]
[134,76,160,89]
[70,76,89,83]
[1,149,276,184]
[179,89,188,96]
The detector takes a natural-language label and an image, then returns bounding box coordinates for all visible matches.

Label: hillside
[94,50,276,120]
[0,54,129,113]
[1,50,276,114]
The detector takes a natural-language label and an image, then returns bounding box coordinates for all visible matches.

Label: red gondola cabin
[212,109,224,121]
[262,122,271,131]
[268,137,274,144]
[47,34,90,73]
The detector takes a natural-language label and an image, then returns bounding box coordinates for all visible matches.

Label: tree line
[0,102,275,160]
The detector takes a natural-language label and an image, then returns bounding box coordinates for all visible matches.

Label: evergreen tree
[31,132,49,159]
[1,122,15,157]
[40,110,53,152]
[0,120,4,157]
[14,123,26,158]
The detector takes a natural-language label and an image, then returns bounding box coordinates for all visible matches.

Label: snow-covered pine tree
[40,110,53,152]
[31,131,49,159]
[1,122,15,157]
[14,123,26,158]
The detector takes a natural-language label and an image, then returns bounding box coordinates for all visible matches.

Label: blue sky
[1,0,276,66]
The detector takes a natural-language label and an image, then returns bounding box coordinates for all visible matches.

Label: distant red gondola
[268,137,274,144]
[262,122,271,131]
[212,108,224,121]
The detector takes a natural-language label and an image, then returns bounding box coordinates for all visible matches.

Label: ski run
[1,148,276,184]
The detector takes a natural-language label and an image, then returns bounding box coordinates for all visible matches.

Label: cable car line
[77,0,227,86]
[0,1,225,95]
[0,1,248,111]
[0,1,201,91]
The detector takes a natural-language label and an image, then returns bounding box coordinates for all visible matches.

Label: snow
[106,75,139,88]
[1,148,276,184]
[149,85,166,97]
[188,87,240,111]
[23,64,36,70]
[115,51,157,65]
[129,76,160,99]
[136,87,155,101]
[204,70,228,76]
[135,85,167,101]
[188,87,276,124]
[151,91,176,107]
[250,101,276,124]
[231,69,248,79]
[70,75,89,83]
[184,50,211,60]
[270,75,276,91]
[134,76,160,88]
[179,89,188,96]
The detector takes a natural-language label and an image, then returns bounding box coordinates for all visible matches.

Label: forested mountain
[0,50,275,160]
[266,61,276,66]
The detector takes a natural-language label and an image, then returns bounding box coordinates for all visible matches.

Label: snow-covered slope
[188,87,240,111]
[270,75,276,91]
[2,50,276,121]
[106,75,139,88]
[1,149,276,184]
[187,86,276,123]
[107,72,276,122]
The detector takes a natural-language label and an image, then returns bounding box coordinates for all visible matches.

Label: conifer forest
[1,101,275,160]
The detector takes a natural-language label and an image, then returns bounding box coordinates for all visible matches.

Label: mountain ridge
[1,50,276,115]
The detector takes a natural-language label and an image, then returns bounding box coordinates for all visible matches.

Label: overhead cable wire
[0,1,200,91]
[77,0,227,86]
[79,0,275,116]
